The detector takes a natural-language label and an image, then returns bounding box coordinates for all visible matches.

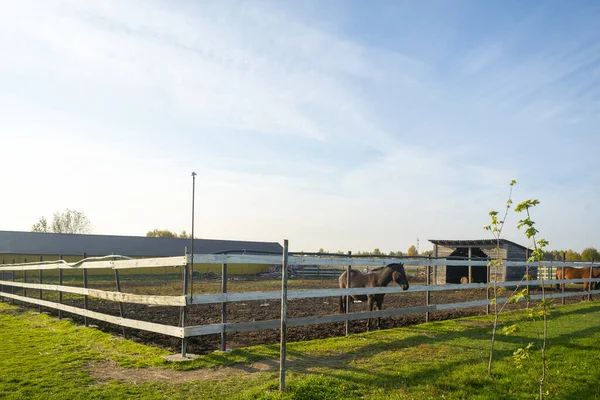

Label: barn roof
[0,230,282,257]
[428,238,529,251]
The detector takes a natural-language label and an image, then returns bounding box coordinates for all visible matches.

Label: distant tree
[565,249,582,261]
[31,209,92,234]
[318,248,325,253]
[407,245,418,256]
[581,247,600,261]
[372,248,382,255]
[420,249,434,257]
[31,216,50,233]
[146,229,192,238]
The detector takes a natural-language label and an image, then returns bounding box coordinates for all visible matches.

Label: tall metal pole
[190,171,196,296]
[279,239,289,392]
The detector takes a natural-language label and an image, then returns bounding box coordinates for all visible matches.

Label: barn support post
[221,263,228,351]
[433,245,438,284]
[58,255,64,320]
[468,247,472,284]
[113,254,126,338]
[83,252,89,327]
[426,256,431,323]
[39,256,43,313]
[345,251,351,336]
[279,239,289,392]
[181,246,191,358]
[23,259,27,299]
[561,253,566,305]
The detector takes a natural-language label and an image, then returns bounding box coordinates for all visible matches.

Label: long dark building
[0,230,282,274]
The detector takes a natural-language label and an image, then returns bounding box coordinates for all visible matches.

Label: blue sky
[1,0,599,253]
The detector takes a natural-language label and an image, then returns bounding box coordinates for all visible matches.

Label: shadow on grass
[211,301,600,397]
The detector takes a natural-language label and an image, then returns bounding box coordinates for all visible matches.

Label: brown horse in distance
[338,263,409,331]
[555,267,600,291]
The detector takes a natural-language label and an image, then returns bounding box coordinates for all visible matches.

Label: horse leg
[366,296,373,332]
[339,296,345,314]
[376,300,383,330]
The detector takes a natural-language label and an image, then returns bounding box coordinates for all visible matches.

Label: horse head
[388,263,409,290]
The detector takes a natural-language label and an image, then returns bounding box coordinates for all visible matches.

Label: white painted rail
[0,256,187,271]
[188,254,600,268]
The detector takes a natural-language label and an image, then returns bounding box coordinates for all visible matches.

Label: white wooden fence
[1,248,600,391]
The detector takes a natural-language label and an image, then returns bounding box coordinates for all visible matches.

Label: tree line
[316,245,432,257]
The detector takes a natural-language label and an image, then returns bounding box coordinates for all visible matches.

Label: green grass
[2,301,600,399]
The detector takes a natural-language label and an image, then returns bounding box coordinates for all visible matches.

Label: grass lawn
[1,300,600,399]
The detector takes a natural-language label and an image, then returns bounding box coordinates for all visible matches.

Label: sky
[1,0,600,254]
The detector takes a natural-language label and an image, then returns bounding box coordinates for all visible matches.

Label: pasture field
[2,300,600,399]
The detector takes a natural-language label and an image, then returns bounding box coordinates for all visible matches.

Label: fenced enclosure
[2,242,600,391]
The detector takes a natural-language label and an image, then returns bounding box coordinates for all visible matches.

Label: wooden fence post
[525,248,530,297]
[58,255,63,320]
[181,247,190,358]
[426,256,431,323]
[11,259,15,305]
[1,259,4,302]
[23,259,27,299]
[592,258,596,301]
[345,251,351,336]
[39,256,43,313]
[587,264,593,302]
[279,239,289,392]
[221,262,228,351]
[486,257,491,315]
[113,254,126,337]
[561,253,566,305]
[83,252,89,327]
[468,247,472,284]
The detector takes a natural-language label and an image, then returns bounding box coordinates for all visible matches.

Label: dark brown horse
[338,263,409,331]
[555,267,600,291]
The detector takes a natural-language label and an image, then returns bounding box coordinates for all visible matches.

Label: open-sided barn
[429,238,535,284]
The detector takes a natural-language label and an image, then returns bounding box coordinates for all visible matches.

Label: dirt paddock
[6,275,587,355]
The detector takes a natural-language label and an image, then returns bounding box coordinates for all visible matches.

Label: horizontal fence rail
[0,280,186,306]
[188,278,600,305]
[0,256,187,272]
[187,254,600,268]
